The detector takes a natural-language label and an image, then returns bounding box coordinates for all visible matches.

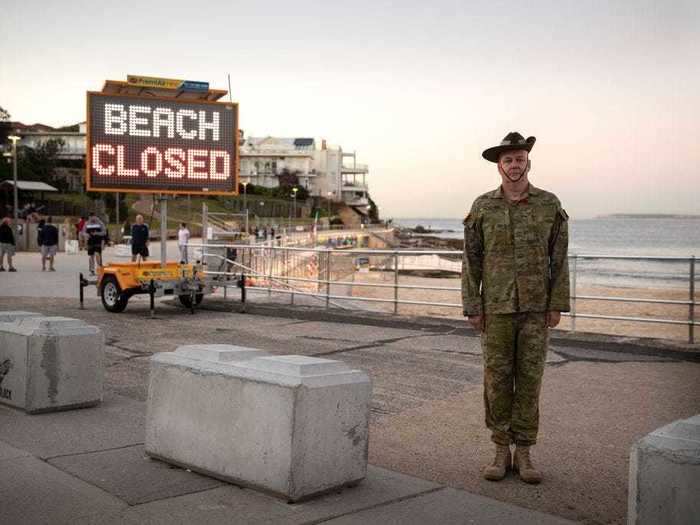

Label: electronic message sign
[86,92,238,195]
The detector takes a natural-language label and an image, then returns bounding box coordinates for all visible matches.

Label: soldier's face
[498,150,529,183]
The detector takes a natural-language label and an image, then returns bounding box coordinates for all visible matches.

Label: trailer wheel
[178,293,204,308]
[101,275,128,313]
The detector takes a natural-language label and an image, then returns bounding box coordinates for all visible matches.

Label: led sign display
[86,92,238,195]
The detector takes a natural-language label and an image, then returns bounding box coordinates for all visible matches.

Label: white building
[240,137,316,190]
[240,136,369,206]
[339,152,369,207]
[11,122,87,192]
[17,122,87,161]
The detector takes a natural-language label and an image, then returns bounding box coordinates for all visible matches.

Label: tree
[236,177,309,203]
[18,138,66,187]
[276,169,309,200]
[367,195,380,223]
[0,106,11,145]
[55,123,79,132]
[277,168,298,188]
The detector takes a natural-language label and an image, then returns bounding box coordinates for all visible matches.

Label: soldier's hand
[546,311,561,328]
[468,315,485,332]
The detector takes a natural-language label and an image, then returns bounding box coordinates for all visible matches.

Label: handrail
[190,242,458,256]
[191,243,698,343]
[568,254,697,261]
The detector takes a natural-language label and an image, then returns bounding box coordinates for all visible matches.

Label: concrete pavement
[0,390,573,525]
[1,252,699,524]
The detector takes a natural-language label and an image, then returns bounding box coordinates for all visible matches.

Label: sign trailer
[81,78,242,315]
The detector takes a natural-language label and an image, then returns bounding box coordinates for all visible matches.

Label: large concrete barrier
[0,316,104,413]
[628,414,700,524]
[145,344,372,502]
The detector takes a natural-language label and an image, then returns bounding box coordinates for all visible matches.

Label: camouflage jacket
[461,184,570,316]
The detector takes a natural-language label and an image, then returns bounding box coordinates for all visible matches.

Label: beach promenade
[1,246,699,524]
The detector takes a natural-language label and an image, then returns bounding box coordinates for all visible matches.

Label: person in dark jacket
[0,216,17,272]
[130,214,150,262]
[85,212,107,275]
[39,217,59,271]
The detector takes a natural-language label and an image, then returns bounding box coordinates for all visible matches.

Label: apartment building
[240,136,369,206]
[8,122,86,191]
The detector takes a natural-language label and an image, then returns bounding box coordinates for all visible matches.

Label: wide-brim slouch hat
[482,132,536,163]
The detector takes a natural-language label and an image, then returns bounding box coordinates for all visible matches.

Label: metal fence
[192,243,699,343]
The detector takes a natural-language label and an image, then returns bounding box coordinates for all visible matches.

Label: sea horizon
[392,216,700,290]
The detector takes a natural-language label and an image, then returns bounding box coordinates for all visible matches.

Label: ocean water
[394,217,700,289]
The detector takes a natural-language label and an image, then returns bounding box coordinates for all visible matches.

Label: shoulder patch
[559,208,569,221]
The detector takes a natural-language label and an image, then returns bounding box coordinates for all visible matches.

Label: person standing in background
[178,222,190,264]
[130,214,150,262]
[85,212,106,275]
[40,217,59,271]
[0,216,17,272]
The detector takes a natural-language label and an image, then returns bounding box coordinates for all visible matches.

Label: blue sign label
[181,80,210,92]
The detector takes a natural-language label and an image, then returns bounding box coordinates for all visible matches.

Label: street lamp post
[8,135,20,228]
[326,191,333,228]
[291,187,298,231]
[241,181,249,234]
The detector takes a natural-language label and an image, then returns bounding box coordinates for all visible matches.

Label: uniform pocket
[483,219,509,252]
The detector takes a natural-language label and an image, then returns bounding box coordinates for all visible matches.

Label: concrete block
[145,346,372,501]
[0,316,104,413]
[174,344,270,363]
[0,311,42,323]
[628,414,700,525]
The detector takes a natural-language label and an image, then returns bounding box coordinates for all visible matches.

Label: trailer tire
[178,293,204,308]
[101,275,128,313]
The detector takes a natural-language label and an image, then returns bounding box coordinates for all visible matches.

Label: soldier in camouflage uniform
[462,132,570,484]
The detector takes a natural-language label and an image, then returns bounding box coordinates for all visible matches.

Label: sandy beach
[345,271,699,342]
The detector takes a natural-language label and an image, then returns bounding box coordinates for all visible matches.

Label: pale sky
[1,0,698,219]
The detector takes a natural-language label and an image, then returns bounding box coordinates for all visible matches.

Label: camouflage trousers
[481,312,548,446]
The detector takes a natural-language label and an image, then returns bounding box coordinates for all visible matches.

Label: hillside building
[240,136,369,206]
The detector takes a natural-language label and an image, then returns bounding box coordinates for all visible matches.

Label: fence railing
[190,243,699,343]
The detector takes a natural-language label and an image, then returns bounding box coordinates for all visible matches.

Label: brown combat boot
[483,445,511,481]
[513,446,542,484]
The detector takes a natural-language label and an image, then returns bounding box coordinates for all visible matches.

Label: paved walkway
[0,240,183,298]
[0,390,572,525]
[1,252,699,524]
